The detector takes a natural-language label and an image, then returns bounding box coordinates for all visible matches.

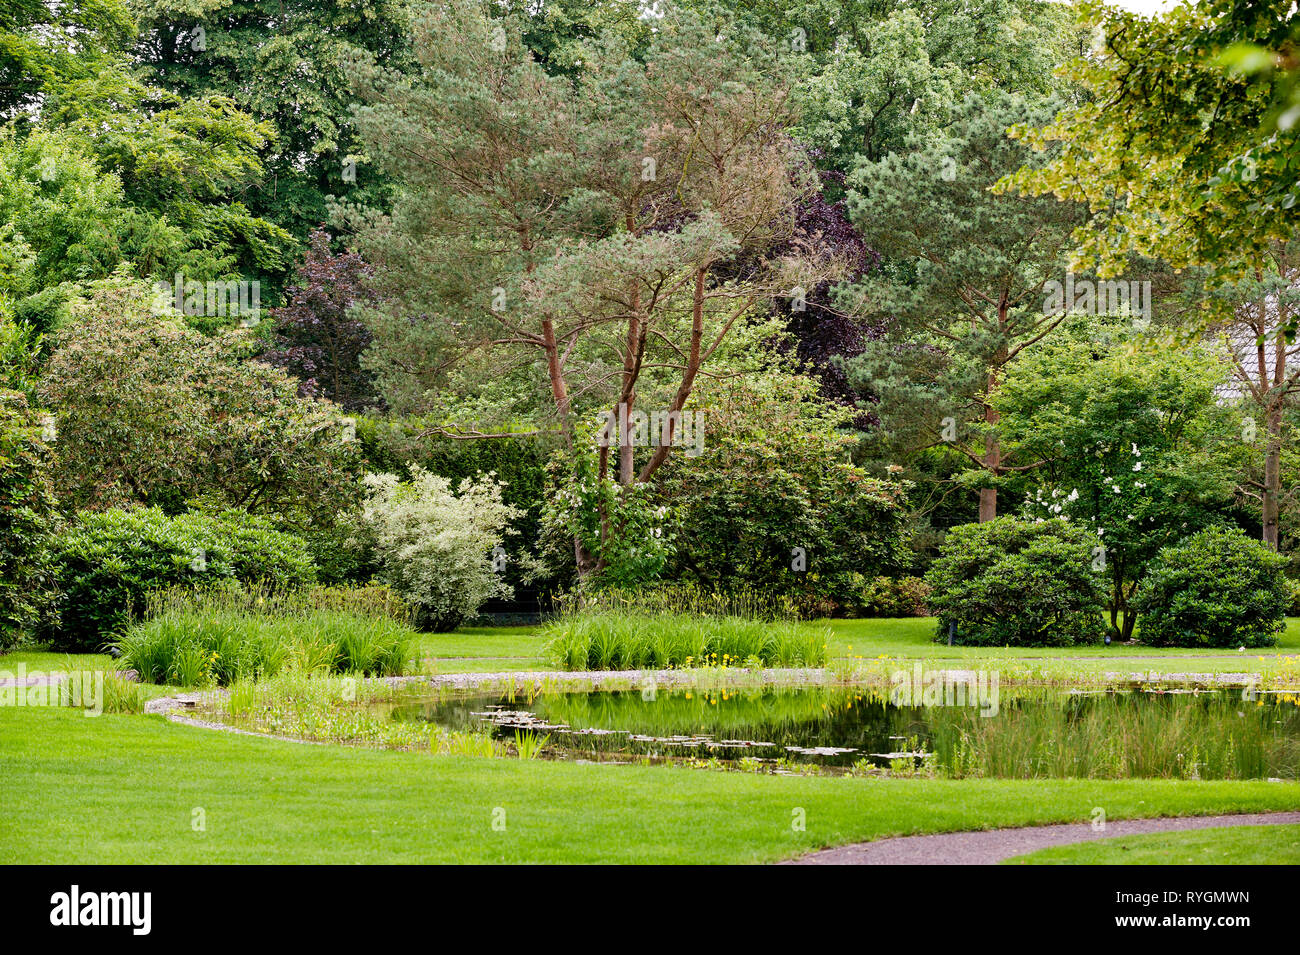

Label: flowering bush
[540,449,675,590]
[351,467,520,631]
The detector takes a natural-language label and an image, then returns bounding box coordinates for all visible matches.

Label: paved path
[787,811,1300,865]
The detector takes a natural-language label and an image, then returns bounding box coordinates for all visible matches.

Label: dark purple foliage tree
[770,171,880,427]
[262,229,380,411]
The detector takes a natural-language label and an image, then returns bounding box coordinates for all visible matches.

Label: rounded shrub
[859,576,931,617]
[1132,526,1288,648]
[925,517,1106,646]
[45,508,315,651]
[0,391,58,649]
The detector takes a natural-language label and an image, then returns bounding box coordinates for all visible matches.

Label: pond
[389,683,1300,779]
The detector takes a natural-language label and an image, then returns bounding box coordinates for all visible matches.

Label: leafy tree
[1185,239,1300,549]
[0,0,135,119]
[0,82,293,334]
[844,91,1086,521]
[131,0,420,242]
[345,2,845,582]
[768,172,877,425]
[654,368,910,608]
[687,0,1077,179]
[45,69,295,282]
[1001,0,1299,284]
[261,229,380,411]
[993,318,1239,639]
[37,272,361,528]
[514,0,651,75]
[0,128,140,321]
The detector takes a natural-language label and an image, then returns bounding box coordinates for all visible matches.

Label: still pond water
[389,684,1300,780]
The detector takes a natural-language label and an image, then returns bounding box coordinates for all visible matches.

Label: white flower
[1133,461,1142,471]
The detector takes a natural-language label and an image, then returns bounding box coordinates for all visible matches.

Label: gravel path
[787,811,1300,865]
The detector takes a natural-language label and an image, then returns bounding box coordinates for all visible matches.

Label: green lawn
[5,620,1300,864]
[415,618,1300,677]
[2,706,1299,864]
[1006,824,1300,865]
[9,617,1297,679]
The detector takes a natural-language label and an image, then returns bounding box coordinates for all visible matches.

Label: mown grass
[1005,824,1300,865]
[3,705,1300,864]
[412,617,1300,677]
[8,614,1300,688]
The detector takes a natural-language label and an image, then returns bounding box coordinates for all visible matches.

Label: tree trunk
[979,351,1006,522]
[1264,405,1282,550]
[976,303,1010,522]
[1109,571,1122,641]
[1263,315,1285,550]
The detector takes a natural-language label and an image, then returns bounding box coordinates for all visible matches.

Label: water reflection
[388,685,1300,779]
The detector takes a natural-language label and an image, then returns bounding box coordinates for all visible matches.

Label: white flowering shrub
[351,467,520,631]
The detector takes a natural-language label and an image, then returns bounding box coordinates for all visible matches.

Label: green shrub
[37,278,362,526]
[45,508,316,651]
[1132,526,1288,648]
[925,517,1106,646]
[1284,575,1300,616]
[860,576,931,617]
[0,390,58,649]
[349,467,519,631]
[117,609,416,686]
[654,374,911,605]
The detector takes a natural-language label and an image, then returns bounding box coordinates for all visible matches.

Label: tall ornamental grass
[117,608,417,687]
[928,693,1300,780]
[541,611,827,670]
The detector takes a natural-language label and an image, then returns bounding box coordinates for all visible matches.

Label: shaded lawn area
[1005,824,1300,865]
[2,707,1299,864]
